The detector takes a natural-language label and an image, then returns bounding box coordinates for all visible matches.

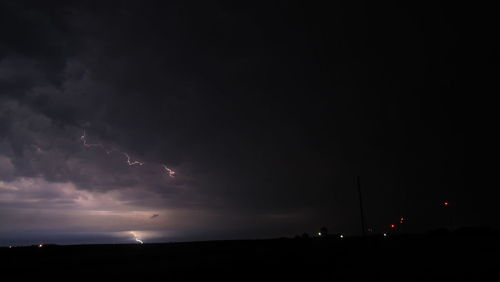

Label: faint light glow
[444,201,449,207]
[383,233,387,237]
[115,230,162,242]
[390,224,396,229]
[31,145,44,154]
[38,244,43,248]
[400,217,405,224]
[340,234,344,239]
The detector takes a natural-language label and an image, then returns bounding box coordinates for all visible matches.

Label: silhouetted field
[1,228,498,281]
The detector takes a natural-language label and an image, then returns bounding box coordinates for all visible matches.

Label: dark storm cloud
[0,1,468,244]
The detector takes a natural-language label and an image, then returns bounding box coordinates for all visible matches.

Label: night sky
[0,1,469,245]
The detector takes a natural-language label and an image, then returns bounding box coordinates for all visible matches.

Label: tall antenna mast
[357,176,366,236]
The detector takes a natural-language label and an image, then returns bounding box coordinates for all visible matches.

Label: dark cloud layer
[0,1,470,245]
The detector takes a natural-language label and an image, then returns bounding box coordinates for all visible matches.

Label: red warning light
[443,201,449,207]
[390,224,396,229]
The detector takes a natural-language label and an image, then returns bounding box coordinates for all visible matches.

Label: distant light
[390,224,396,229]
[383,233,387,237]
[38,244,43,248]
[8,246,12,249]
[444,201,449,206]
[340,234,344,239]
[318,232,322,236]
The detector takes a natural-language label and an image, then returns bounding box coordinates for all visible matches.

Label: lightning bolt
[130,232,144,244]
[80,129,145,166]
[81,130,104,148]
[162,165,176,178]
[124,153,144,166]
[80,129,176,177]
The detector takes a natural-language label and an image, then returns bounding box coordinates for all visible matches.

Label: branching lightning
[80,129,145,166]
[80,129,175,177]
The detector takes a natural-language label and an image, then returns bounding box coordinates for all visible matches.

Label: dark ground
[1,228,498,281]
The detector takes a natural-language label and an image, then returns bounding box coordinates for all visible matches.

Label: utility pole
[357,176,366,236]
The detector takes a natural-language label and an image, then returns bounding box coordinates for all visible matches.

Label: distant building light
[318,232,322,236]
[390,224,396,229]
[38,244,43,248]
[340,234,344,238]
[383,233,387,237]
[444,201,449,207]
